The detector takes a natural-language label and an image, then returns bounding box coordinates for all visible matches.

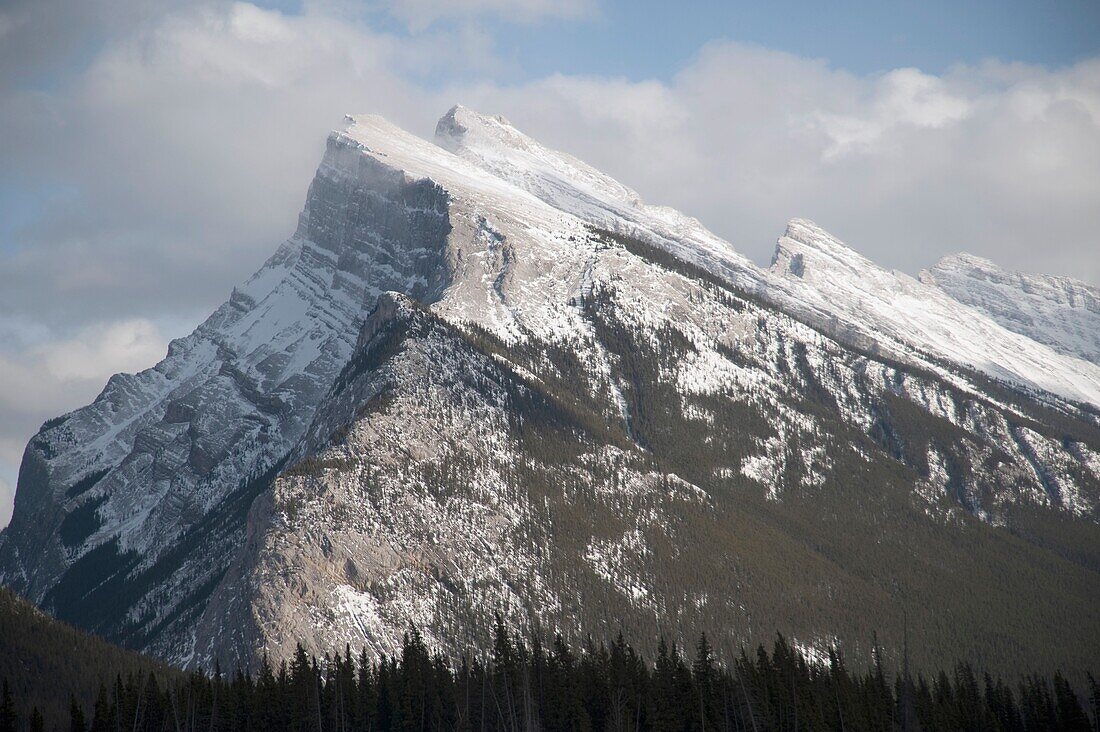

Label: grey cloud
[366,0,595,31]
[0,0,191,91]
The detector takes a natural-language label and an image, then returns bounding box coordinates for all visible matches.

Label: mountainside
[1,106,1099,677]
[921,252,1100,365]
[767,223,1100,407]
[0,586,180,726]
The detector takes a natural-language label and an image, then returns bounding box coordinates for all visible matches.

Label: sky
[0,0,1099,526]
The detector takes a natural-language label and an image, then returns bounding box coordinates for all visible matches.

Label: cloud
[0,318,172,421]
[0,477,11,529]
[35,319,168,381]
[0,2,456,332]
[0,3,1098,525]
[374,0,595,30]
[0,0,188,91]
[0,1,454,526]
[811,67,974,159]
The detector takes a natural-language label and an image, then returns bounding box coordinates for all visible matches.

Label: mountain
[1,106,1098,678]
[921,252,1100,365]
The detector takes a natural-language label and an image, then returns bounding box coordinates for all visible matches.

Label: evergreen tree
[0,620,1095,732]
[358,647,378,731]
[1087,673,1100,732]
[650,638,681,732]
[0,680,14,732]
[693,633,721,732]
[1053,672,1091,731]
[68,696,86,732]
[491,616,521,730]
[254,653,282,731]
[546,633,588,732]
[399,629,431,732]
[897,625,917,732]
[289,643,316,732]
[28,708,44,732]
[89,683,111,732]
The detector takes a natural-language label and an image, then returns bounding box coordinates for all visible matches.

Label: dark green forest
[3,616,1097,732]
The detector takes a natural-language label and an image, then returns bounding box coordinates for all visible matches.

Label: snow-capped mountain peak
[771,218,894,280]
[766,218,1100,407]
[435,104,646,211]
[433,105,758,282]
[920,252,1100,364]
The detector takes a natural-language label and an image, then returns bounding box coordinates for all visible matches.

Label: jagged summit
[435,104,514,140]
[769,218,872,277]
[426,107,1100,402]
[924,251,999,272]
[430,105,763,288]
[765,215,1100,404]
[921,252,1100,364]
[434,103,645,210]
[923,250,1099,298]
[780,218,866,257]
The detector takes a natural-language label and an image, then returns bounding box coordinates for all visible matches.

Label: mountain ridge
[424,106,1100,408]
[921,252,1100,365]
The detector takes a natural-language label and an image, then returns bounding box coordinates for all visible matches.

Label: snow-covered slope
[434,105,760,289]
[767,221,1100,407]
[1,106,1099,676]
[434,106,1100,410]
[921,253,1100,365]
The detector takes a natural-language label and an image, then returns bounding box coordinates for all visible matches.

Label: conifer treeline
[3,621,1098,732]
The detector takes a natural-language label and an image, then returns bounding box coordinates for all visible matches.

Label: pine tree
[546,633,588,732]
[0,617,1095,731]
[89,684,111,732]
[870,632,893,731]
[358,647,378,731]
[898,622,917,732]
[28,708,44,732]
[69,696,87,732]
[400,629,430,732]
[289,643,315,732]
[1087,673,1100,732]
[693,633,719,732]
[492,616,521,730]
[650,637,680,732]
[254,653,282,731]
[0,680,15,732]
[1053,672,1091,731]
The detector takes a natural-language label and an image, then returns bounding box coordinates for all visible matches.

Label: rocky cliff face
[0,132,453,661]
[921,252,1100,365]
[2,107,1099,675]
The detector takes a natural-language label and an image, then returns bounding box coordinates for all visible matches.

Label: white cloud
[35,319,168,381]
[812,67,974,159]
[0,477,11,529]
